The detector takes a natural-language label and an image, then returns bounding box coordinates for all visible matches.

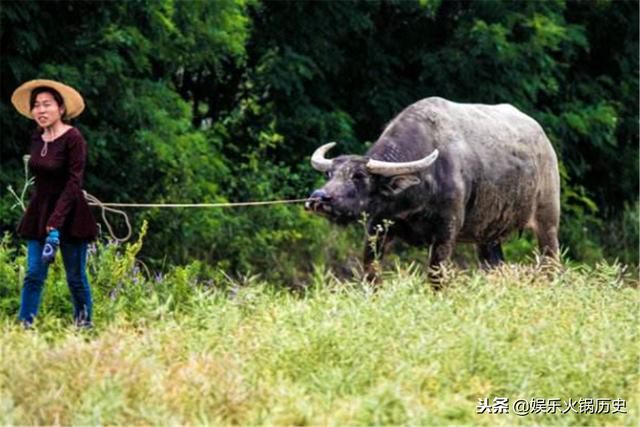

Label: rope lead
[83,190,307,242]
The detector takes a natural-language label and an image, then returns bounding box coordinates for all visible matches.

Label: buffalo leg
[533,203,560,259]
[427,240,455,286]
[536,224,559,259]
[530,177,561,259]
[427,211,462,285]
[477,242,504,268]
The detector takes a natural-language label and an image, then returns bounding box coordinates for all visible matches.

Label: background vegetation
[1,0,638,280]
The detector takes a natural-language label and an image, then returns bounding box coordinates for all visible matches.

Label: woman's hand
[46,226,55,233]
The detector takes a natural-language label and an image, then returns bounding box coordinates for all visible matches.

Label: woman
[11,79,98,328]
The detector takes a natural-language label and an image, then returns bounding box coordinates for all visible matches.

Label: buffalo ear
[382,175,421,196]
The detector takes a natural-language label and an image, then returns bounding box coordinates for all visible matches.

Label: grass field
[0,236,637,426]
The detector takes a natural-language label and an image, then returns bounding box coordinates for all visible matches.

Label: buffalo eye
[325,171,333,179]
[352,171,367,181]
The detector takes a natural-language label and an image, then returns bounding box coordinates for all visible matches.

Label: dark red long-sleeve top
[17,127,98,242]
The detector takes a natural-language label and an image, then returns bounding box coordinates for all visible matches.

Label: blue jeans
[18,240,93,326]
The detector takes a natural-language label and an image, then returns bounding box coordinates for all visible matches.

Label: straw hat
[11,79,85,119]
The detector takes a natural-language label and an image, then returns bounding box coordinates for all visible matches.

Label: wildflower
[109,285,121,300]
[131,265,141,285]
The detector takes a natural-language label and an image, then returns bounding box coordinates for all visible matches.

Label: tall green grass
[0,231,637,426]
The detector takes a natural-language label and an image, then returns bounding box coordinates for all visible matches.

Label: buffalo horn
[366,149,439,176]
[311,142,337,172]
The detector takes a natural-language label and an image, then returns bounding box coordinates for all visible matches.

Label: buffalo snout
[305,189,334,214]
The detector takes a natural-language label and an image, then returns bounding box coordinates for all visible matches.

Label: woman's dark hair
[29,86,67,121]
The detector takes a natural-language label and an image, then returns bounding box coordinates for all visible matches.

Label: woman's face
[31,92,65,128]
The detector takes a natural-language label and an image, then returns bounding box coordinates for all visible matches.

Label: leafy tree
[1,0,637,274]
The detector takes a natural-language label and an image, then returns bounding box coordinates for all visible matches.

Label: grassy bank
[0,240,637,425]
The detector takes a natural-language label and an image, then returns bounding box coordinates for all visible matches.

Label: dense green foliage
[1,0,638,279]
[0,234,637,425]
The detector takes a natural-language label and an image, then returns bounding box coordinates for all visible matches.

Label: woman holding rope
[11,79,97,329]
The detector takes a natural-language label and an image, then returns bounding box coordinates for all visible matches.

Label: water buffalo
[305,97,560,281]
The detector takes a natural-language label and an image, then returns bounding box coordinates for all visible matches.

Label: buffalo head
[305,142,439,223]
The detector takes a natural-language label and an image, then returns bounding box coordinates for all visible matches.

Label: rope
[83,191,133,243]
[83,190,307,242]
